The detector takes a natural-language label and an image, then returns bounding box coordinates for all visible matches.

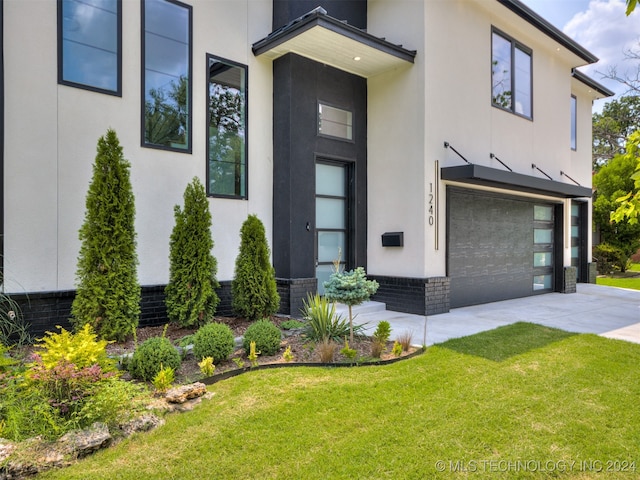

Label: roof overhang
[496,0,599,65]
[441,164,592,199]
[572,69,615,98]
[252,8,416,78]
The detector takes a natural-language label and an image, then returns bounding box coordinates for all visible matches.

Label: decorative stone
[0,439,16,465]
[165,382,207,404]
[57,422,111,458]
[120,414,165,438]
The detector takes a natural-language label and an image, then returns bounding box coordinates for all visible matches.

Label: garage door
[447,188,556,308]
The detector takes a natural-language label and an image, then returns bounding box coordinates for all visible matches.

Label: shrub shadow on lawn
[437,322,576,362]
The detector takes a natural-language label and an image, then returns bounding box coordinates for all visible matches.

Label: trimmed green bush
[192,322,235,363]
[165,177,220,328]
[232,214,280,320]
[129,336,181,381]
[71,129,141,341]
[242,319,281,356]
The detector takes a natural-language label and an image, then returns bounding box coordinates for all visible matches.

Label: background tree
[592,96,640,170]
[611,131,640,226]
[165,177,220,327]
[593,144,640,272]
[72,129,140,341]
[232,214,279,321]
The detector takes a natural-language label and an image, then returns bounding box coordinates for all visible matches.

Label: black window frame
[141,0,193,153]
[491,27,533,120]
[57,0,122,96]
[570,94,577,151]
[206,54,248,199]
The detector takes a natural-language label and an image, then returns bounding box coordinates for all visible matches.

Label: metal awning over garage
[441,164,592,199]
[252,7,416,78]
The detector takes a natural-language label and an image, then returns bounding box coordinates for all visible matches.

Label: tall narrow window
[207,56,247,198]
[492,29,532,119]
[142,0,192,152]
[58,0,121,95]
[570,95,577,150]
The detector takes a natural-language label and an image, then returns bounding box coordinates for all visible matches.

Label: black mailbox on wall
[381,232,404,247]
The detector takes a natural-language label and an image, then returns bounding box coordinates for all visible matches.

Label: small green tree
[165,178,220,327]
[232,214,279,321]
[71,129,140,341]
[323,267,379,344]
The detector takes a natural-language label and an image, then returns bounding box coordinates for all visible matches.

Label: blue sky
[521,0,640,109]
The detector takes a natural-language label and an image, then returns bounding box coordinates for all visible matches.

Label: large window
[533,205,554,291]
[142,0,192,152]
[492,29,532,119]
[207,56,247,198]
[58,0,121,95]
[570,95,577,150]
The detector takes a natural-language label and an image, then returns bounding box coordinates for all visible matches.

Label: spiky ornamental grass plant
[232,214,280,321]
[165,178,220,327]
[71,129,140,342]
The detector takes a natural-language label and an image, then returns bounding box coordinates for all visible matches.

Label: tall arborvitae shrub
[232,214,280,320]
[71,129,140,341]
[165,177,220,327]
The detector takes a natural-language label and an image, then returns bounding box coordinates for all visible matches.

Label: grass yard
[38,323,640,479]
[596,262,640,290]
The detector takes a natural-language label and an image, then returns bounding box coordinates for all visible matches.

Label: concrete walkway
[337,284,640,346]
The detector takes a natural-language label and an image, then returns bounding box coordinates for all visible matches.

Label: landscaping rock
[165,382,207,404]
[0,439,15,465]
[58,422,111,458]
[120,413,165,437]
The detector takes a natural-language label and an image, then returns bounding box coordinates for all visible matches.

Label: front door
[315,161,350,294]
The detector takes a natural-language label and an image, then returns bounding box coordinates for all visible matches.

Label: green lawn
[39,323,640,479]
[596,276,640,290]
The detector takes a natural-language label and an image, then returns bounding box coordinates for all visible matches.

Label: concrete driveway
[346,284,640,346]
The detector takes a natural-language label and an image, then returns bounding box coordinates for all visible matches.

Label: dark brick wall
[276,277,316,317]
[14,282,237,338]
[563,266,577,294]
[425,277,450,315]
[370,275,449,316]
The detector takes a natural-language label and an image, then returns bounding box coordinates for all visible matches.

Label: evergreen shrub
[129,336,181,381]
[71,129,141,341]
[192,322,235,363]
[165,177,220,327]
[242,319,281,356]
[232,214,280,320]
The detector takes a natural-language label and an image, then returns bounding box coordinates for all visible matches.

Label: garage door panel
[447,188,546,308]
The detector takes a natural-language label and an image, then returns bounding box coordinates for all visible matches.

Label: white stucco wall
[367,0,426,278]
[367,0,600,280]
[3,0,273,293]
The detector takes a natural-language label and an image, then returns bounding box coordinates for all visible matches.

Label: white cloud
[564,0,640,97]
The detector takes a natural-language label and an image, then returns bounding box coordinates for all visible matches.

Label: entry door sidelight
[315,162,349,294]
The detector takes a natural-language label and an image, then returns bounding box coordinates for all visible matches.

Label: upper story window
[570,95,577,150]
[58,0,121,95]
[207,55,247,198]
[142,0,192,152]
[318,103,353,141]
[491,29,532,119]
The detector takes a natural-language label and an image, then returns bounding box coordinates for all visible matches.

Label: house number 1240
[428,183,434,226]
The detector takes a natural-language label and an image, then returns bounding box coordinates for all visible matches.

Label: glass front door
[315,162,348,294]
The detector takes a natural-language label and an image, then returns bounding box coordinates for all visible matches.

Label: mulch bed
[105,316,420,385]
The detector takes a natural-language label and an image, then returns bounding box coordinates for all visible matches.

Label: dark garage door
[447,187,556,308]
